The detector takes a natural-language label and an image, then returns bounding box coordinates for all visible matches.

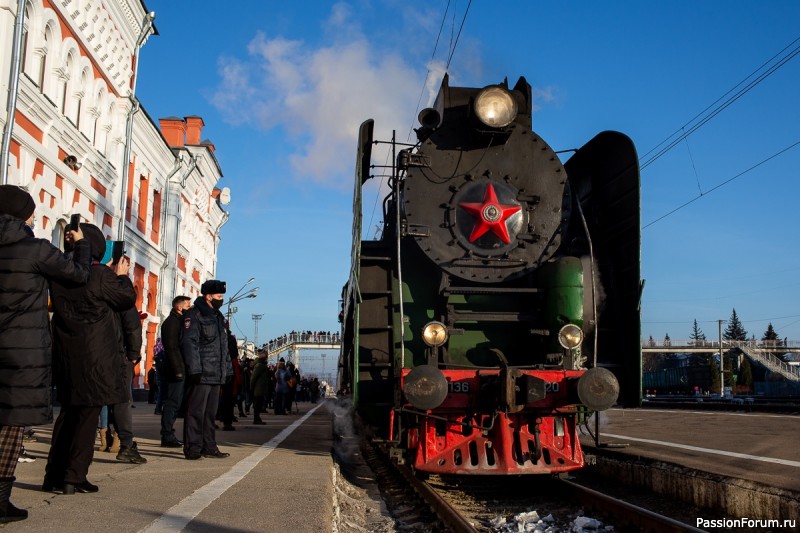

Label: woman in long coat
[0,186,90,521]
[44,224,136,494]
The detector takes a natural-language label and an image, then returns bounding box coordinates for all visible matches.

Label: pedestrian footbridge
[642,339,800,382]
[263,333,341,369]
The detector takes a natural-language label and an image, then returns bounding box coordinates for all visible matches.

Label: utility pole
[252,314,263,347]
[718,320,725,398]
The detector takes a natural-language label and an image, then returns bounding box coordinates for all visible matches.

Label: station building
[0,0,230,387]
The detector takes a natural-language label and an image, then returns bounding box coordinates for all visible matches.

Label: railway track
[363,440,708,532]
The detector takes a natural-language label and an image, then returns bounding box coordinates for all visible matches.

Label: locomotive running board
[564,131,642,408]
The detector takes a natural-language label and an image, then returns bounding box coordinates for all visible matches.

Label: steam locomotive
[339,75,642,475]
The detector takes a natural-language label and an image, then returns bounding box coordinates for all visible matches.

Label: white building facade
[0,0,230,387]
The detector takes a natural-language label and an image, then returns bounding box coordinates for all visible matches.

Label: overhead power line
[640,35,800,170]
[445,0,472,71]
[642,139,800,229]
[407,0,452,142]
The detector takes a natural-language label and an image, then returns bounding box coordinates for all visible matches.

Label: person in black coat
[180,280,232,460]
[0,185,90,522]
[44,223,136,494]
[218,329,241,431]
[159,295,191,447]
[108,305,147,464]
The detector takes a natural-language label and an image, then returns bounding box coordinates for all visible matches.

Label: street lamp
[225,280,258,323]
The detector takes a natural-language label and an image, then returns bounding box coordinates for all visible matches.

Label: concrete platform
[10,400,335,532]
[581,407,800,493]
[578,407,800,523]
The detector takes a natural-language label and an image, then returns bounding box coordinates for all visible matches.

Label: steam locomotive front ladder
[357,241,395,409]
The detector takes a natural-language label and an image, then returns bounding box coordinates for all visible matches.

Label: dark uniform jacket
[180,297,231,385]
[50,264,137,406]
[0,215,91,425]
[160,309,185,381]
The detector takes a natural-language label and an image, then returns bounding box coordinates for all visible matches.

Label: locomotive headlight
[474,86,518,128]
[558,324,584,350]
[422,321,448,347]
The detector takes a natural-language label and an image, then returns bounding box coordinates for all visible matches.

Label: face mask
[210,298,224,310]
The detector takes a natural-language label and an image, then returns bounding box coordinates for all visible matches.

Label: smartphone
[111,241,125,263]
[68,214,81,232]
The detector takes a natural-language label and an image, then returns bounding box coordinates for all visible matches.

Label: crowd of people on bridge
[263,330,340,353]
[0,185,330,524]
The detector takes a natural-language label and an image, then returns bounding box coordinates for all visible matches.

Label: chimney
[185,116,205,145]
[201,139,216,153]
[159,117,186,148]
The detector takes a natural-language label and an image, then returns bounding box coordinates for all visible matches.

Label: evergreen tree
[761,323,780,345]
[723,308,747,341]
[761,322,783,361]
[709,356,721,394]
[690,319,706,342]
[737,357,753,392]
[688,319,708,366]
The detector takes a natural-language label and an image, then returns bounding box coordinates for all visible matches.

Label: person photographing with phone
[44,223,140,494]
[0,185,91,521]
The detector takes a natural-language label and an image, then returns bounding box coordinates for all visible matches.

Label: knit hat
[80,223,106,261]
[0,185,36,220]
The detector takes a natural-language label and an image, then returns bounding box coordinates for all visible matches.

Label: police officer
[180,280,232,460]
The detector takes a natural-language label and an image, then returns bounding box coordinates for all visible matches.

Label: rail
[558,478,707,532]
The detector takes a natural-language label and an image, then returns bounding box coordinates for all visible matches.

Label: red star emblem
[459,183,521,244]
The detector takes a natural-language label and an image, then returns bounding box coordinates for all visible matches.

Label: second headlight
[422,321,448,347]
[558,324,584,350]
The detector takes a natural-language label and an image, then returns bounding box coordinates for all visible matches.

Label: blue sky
[136,1,800,372]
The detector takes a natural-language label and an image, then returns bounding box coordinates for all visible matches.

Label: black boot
[0,477,28,523]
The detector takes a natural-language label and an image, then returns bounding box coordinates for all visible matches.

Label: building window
[151,189,161,244]
[38,26,51,91]
[21,4,30,74]
[137,175,149,233]
[52,219,67,251]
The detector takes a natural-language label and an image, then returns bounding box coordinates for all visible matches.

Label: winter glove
[127,352,142,365]
[189,373,202,385]
[173,373,184,382]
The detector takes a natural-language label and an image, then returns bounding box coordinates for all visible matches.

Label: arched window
[103,101,115,156]
[59,53,74,116]
[21,3,31,74]
[91,88,103,145]
[74,70,88,128]
[52,219,67,251]
[38,25,51,92]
